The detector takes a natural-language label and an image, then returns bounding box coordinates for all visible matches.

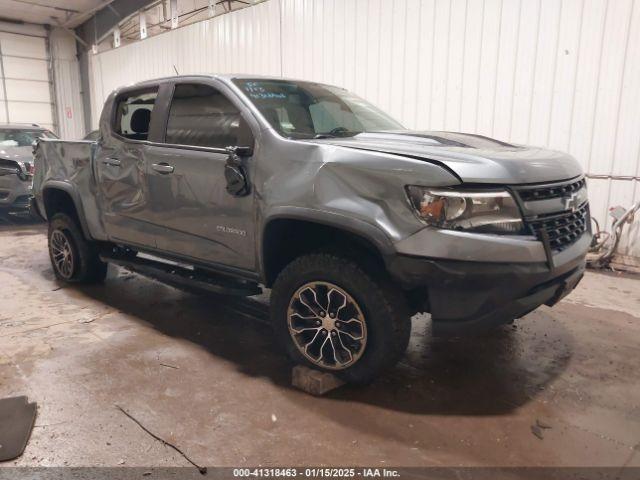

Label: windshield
[0,129,57,147]
[233,79,404,139]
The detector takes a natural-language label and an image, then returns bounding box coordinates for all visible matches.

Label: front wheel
[271,253,411,384]
[48,213,107,283]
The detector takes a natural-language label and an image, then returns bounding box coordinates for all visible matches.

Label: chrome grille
[0,158,19,172]
[518,178,586,202]
[526,203,589,252]
[514,177,590,252]
[12,195,31,208]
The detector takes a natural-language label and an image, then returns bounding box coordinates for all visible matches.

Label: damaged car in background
[0,124,56,219]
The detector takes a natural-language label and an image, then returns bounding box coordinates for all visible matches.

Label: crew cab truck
[33,75,591,384]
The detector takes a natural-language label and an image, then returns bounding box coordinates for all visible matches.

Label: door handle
[152,163,174,174]
[102,158,121,167]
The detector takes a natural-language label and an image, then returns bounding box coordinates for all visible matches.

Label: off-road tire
[48,213,107,283]
[271,253,411,384]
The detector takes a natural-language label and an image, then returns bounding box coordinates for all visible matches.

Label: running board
[100,254,262,297]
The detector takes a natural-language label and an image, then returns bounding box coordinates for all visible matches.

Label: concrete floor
[0,222,639,468]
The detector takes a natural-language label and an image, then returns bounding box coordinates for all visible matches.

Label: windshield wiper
[313,130,362,139]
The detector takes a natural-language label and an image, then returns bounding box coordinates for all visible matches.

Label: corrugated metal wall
[88,0,640,262]
[49,28,85,140]
[88,0,282,123]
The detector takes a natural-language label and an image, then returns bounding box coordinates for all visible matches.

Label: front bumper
[0,193,33,215]
[0,177,33,215]
[388,232,590,335]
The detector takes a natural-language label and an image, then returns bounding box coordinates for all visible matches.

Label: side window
[165,83,253,149]
[114,89,158,141]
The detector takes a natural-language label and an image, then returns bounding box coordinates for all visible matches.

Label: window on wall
[165,83,253,149]
[113,89,158,141]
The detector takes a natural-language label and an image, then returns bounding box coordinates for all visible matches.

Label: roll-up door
[0,30,55,131]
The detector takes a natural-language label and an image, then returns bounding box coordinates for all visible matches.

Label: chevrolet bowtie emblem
[562,192,581,212]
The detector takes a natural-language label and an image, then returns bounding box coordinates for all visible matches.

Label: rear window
[113,89,158,141]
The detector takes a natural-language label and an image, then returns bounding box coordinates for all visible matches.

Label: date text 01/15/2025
[232,468,400,477]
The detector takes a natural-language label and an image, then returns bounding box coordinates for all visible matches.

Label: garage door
[0,31,55,131]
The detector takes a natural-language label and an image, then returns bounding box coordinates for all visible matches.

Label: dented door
[94,86,163,248]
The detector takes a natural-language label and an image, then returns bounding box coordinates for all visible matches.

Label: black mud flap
[0,396,37,462]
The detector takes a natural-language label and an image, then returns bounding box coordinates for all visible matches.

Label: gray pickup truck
[33,75,591,383]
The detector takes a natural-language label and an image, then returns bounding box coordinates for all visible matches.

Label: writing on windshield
[234,79,403,139]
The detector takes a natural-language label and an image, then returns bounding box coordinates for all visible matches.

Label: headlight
[406,186,524,234]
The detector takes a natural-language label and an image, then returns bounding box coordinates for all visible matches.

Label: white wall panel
[613,0,640,179]
[2,56,49,80]
[509,0,540,144]
[4,79,50,102]
[89,0,281,127]
[415,0,436,131]
[588,0,634,175]
[7,101,52,125]
[492,0,520,140]
[50,28,86,139]
[0,26,54,132]
[0,32,46,58]
[87,0,640,262]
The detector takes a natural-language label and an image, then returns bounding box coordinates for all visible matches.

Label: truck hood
[0,145,33,163]
[313,131,583,184]
[0,146,33,176]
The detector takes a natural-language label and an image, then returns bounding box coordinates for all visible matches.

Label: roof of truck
[112,74,344,93]
[124,74,310,82]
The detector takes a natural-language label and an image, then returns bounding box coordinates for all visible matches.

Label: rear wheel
[271,253,411,384]
[48,213,107,283]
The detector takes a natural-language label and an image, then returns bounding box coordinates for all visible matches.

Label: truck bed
[33,139,106,240]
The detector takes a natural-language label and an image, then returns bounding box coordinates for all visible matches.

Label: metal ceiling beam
[53,19,88,47]
[73,0,251,133]
[75,0,157,47]
[8,0,79,15]
[74,0,158,134]
[74,2,150,135]
[61,0,116,29]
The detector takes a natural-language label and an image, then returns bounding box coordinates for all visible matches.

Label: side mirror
[224,146,252,197]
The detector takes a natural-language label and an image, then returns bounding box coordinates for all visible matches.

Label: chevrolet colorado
[33,75,591,383]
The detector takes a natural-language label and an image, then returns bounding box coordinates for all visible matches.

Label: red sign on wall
[65,107,72,119]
